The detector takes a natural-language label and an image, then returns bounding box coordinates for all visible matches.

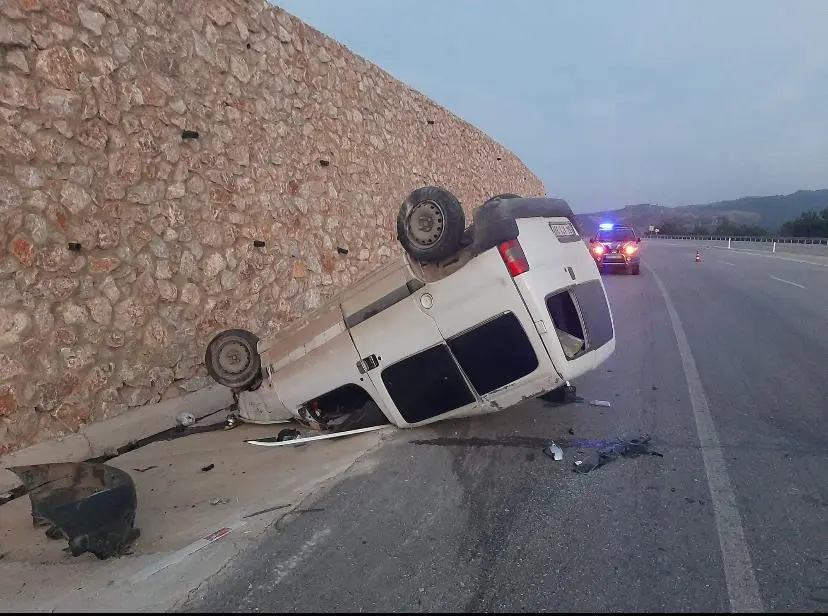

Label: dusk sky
[274,0,828,213]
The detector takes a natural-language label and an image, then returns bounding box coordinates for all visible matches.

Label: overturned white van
[204,187,616,433]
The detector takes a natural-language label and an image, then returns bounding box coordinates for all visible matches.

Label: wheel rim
[406,200,445,249]
[216,339,251,376]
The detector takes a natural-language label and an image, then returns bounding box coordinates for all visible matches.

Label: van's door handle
[356,354,379,374]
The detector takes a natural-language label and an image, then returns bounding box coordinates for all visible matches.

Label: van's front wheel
[205,329,262,391]
[397,186,466,263]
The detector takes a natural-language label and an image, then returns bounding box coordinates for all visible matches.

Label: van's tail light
[623,243,638,255]
[498,239,530,277]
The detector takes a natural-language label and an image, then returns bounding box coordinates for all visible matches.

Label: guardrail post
[727,238,731,249]
[772,241,776,253]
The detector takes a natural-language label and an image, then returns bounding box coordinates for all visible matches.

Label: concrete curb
[0,385,234,469]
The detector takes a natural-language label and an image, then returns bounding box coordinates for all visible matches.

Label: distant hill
[575,189,828,237]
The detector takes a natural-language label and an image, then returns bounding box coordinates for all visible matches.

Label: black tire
[397,186,466,263]
[204,329,262,391]
[483,193,522,206]
[331,400,388,433]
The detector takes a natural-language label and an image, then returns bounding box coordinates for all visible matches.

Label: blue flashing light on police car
[590,222,642,275]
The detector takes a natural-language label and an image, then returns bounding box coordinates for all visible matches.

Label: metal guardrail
[646,235,828,245]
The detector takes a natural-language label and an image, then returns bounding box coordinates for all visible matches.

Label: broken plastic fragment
[8,462,139,560]
[176,411,196,428]
[543,443,564,461]
[589,400,611,407]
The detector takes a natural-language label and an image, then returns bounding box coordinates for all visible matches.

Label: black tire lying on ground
[205,329,262,391]
[397,186,466,263]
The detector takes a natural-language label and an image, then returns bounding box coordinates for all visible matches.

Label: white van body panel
[235,207,615,429]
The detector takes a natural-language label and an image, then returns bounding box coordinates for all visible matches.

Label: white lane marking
[721,261,736,266]
[648,266,764,613]
[652,242,828,268]
[769,275,805,289]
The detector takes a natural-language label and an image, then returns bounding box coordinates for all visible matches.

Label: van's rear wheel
[205,329,262,391]
[397,186,466,263]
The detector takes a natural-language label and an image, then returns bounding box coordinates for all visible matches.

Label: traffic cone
[695,250,701,263]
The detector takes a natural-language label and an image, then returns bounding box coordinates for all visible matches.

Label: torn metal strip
[245,424,389,447]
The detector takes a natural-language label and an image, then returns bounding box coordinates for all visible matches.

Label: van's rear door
[511,217,616,380]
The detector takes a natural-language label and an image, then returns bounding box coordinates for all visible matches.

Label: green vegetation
[656,218,770,237]
[779,208,828,238]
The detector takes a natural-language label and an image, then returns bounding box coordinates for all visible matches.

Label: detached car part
[8,462,139,560]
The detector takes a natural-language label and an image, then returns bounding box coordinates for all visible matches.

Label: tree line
[653,207,828,238]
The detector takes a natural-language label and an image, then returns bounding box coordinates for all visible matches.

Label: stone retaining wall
[0,0,544,453]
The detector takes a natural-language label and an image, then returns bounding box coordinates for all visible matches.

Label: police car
[588,223,642,275]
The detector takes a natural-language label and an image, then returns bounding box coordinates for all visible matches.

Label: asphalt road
[183,242,828,613]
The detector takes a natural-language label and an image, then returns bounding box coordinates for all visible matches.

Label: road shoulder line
[769,275,806,289]
[648,265,764,613]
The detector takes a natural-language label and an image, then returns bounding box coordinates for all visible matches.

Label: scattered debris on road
[589,399,612,407]
[201,464,215,472]
[540,382,583,405]
[132,465,157,473]
[242,503,292,519]
[543,442,564,461]
[572,434,663,474]
[210,497,231,506]
[8,462,139,560]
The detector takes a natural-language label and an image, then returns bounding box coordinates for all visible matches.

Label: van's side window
[447,312,539,395]
[381,344,475,423]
